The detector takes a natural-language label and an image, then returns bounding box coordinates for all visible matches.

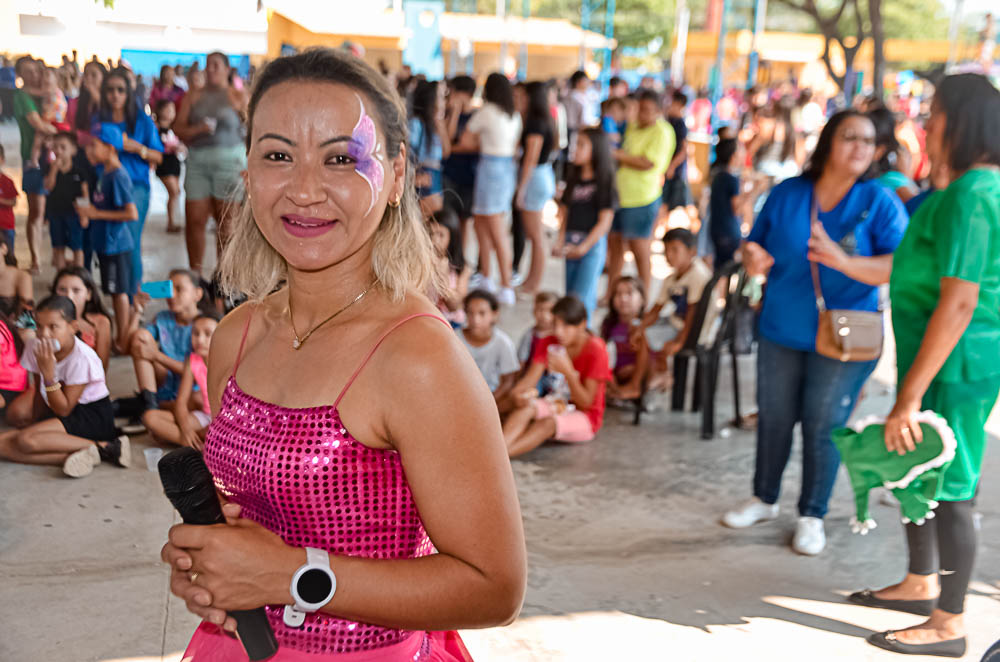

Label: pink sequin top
[202,313,441,656]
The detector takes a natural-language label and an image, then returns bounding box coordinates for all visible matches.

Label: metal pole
[601,0,616,92]
[746,0,767,88]
[519,0,530,80]
[671,0,690,86]
[498,0,508,75]
[946,0,965,70]
[709,0,731,144]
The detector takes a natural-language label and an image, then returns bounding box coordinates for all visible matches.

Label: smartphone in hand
[140,280,174,299]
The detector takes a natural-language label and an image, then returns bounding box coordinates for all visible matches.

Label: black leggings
[905,499,977,614]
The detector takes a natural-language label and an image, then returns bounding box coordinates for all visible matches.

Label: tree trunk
[869,0,886,101]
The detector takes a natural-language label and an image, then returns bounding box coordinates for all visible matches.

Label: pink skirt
[182,623,473,662]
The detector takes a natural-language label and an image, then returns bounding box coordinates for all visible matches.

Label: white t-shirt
[465,102,522,157]
[21,337,109,407]
[654,257,713,330]
[459,328,520,392]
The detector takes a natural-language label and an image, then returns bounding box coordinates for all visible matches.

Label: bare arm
[173,360,196,426]
[84,202,139,222]
[614,149,654,171]
[40,382,86,418]
[666,140,686,177]
[564,369,599,410]
[0,196,15,207]
[897,278,978,407]
[25,110,57,135]
[573,208,613,255]
[511,361,546,396]
[172,91,210,144]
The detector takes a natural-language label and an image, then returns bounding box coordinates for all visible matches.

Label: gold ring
[190,572,200,584]
[901,427,911,434]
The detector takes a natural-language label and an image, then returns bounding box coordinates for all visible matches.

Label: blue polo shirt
[90,166,135,256]
[748,175,908,351]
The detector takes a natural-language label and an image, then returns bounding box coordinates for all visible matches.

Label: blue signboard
[120,49,250,78]
[403,0,444,80]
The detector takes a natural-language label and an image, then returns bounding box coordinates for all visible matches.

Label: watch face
[298,568,333,604]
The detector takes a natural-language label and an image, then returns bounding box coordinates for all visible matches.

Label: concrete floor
[1,121,998,661]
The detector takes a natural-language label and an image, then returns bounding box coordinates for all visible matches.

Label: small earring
[388,196,401,209]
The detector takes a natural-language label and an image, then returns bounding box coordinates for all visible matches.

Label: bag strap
[809,195,827,313]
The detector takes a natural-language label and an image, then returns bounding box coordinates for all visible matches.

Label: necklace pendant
[292,338,302,350]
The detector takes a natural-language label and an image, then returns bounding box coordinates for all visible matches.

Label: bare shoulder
[209,297,277,377]
[368,294,482,395]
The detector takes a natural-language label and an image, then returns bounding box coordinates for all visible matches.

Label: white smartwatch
[283,547,337,628]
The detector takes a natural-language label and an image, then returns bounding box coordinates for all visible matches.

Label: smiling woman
[160,48,526,662]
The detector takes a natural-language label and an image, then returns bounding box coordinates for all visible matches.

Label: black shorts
[441,174,475,220]
[156,154,182,179]
[662,176,692,210]
[1,387,24,411]
[59,396,116,441]
[97,251,133,296]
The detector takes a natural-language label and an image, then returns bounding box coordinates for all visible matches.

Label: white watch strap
[306,546,329,569]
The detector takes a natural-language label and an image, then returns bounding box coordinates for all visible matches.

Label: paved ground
[1,121,998,661]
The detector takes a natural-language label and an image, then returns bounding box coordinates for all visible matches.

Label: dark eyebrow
[257,133,294,145]
[255,134,351,147]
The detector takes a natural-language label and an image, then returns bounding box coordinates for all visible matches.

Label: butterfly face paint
[348,95,385,216]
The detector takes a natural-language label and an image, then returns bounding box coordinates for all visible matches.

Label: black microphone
[159,447,280,661]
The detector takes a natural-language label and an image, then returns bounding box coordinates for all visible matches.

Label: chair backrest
[709,265,753,353]
[679,261,742,353]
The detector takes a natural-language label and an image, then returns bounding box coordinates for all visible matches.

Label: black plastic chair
[670,262,751,439]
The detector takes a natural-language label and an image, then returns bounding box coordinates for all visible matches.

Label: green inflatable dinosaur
[832,411,957,535]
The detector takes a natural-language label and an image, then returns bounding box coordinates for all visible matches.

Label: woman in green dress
[856,74,1000,658]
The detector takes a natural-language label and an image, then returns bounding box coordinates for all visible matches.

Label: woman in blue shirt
[97,69,163,293]
[721,110,909,556]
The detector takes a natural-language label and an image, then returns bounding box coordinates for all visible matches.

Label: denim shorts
[22,165,47,196]
[184,144,247,201]
[48,212,85,251]
[520,162,555,212]
[611,198,660,239]
[1,229,13,256]
[472,155,517,216]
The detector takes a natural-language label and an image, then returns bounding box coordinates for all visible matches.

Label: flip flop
[867,631,966,658]
[848,589,935,616]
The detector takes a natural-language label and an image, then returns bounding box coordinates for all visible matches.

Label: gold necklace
[287,282,374,350]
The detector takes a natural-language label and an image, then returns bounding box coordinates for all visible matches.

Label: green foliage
[94,0,114,7]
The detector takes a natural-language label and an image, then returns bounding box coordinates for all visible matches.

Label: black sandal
[848,589,935,616]
[867,631,966,658]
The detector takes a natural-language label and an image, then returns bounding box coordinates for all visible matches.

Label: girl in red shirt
[503,295,611,457]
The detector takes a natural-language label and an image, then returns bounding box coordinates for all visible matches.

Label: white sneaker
[497,287,516,306]
[792,516,826,556]
[63,444,100,478]
[469,272,487,290]
[511,270,526,287]
[722,497,779,528]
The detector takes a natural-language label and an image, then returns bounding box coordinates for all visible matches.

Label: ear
[390,142,407,203]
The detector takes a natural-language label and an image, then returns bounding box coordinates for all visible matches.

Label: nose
[285,160,327,208]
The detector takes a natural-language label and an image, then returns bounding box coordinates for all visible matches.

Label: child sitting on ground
[0,313,27,422]
[0,144,18,257]
[142,312,219,449]
[43,132,89,269]
[0,296,129,478]
[459,289,520,403]
[124,268,206,419]
[517,291,558,366]
[428,208,470,329]
[503,295,611,457]
[53,267,113,370]
[634,228,713,389]
[600,276,648,400]
[80,124,138,351]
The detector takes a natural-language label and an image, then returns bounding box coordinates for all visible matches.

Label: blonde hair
[218,48,439,302]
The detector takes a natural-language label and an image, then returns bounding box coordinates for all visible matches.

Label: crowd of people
[0,42,999,660]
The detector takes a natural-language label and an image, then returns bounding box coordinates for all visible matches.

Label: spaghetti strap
[333,313,449,410]
[231,308,254,379]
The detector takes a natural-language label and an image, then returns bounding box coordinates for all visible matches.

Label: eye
[326,154,355,166]
[263,151,291,162]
